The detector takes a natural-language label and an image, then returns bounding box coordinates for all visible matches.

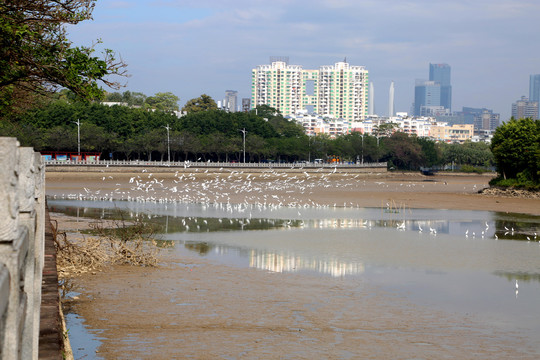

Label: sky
[67,0,540,120]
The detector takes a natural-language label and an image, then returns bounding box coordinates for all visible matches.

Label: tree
[252,104,281,118]
[181,94,217,113]
[122,91,146,107]
[267,116,305,138]
[0,1,127,115]
[382,132,425,170]
[491,117,539,183]
[416,137,440,167]
[105,92,123,102]
[372,122,398,138]
[43,125,75,151]
[79,122,113,153]
[246,134,268,162]
[145,92,180,112]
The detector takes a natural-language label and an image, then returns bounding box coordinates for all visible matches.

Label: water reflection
[48,199,540,355]
[47,200,540,242]
[183,241,365,277]
[248,249,365,277]
[48,199,540,281]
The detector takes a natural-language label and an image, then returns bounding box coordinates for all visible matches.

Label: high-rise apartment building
[511,96,538,119]
[429,63,452,111]
[251,59,369,121]
[224,90,238,112]
[368,82,375,115]
[529,74,540,118]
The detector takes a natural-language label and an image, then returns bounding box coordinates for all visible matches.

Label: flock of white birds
[57,168,457,209]
[49,167,540,243]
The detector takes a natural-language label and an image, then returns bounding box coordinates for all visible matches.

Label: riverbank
[47,169,540,359]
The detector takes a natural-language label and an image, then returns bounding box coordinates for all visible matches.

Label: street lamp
[308,135,312,163]
[72,119,81,159]
[239,128,247,163]
[163,124,171,162]
[361,132,364,165]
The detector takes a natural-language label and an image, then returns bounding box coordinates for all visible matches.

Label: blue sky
[67,0,540,120]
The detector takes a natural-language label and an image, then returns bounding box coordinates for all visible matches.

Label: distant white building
[393,116,435,137]
[290,110,476,143]
[287,111,349,138]
[101,101,128,107]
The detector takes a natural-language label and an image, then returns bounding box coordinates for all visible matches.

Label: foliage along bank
[1,99,495,170]
[490,117,540,189]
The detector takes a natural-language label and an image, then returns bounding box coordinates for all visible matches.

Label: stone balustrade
[0,137,45,360]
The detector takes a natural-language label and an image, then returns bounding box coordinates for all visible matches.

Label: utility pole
[164,124,171,162]
[73,119,81,158]
[361,132,364,164]
[239,128,247,163]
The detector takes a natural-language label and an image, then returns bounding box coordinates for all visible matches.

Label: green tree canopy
[0,0,127,115]
[145,92,180,112]
[181,94,217,113]
[252,104,281,118]
[491,117,540,183]
[381,132,425,170]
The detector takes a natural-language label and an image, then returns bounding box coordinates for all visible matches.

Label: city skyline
[66,0,540,121]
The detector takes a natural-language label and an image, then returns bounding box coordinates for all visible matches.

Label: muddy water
[50,200,540,358]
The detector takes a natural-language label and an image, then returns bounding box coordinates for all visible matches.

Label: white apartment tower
[251,59,369,121]
[369,82,375,115]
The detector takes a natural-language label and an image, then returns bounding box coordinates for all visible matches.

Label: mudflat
[46,169,540,215]
[47,169,540,359]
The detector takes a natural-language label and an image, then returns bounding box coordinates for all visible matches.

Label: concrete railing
[0,137,45,360]
[44,159,388,169]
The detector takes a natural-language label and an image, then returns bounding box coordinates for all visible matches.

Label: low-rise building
[288,111,349,138]
[430,124,474,143]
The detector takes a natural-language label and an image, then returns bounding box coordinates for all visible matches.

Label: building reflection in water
[248,249,364,277]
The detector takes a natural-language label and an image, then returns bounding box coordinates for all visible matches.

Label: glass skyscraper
[414,80,440,116]
[529,74,540,118]
[429,63,452,112]
[414,63,452,116]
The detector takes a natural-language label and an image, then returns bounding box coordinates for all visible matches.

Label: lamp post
[308,135,311,163]
[361,132,364,165]
[239,128,247,163]
[72,119,81,159]
[163,124,171,162]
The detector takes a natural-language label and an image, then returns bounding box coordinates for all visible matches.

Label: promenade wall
[0,138,48,359]
[45,160,388,174]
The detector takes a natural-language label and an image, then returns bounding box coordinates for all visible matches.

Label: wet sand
[46,170,540,215]
[47,169,540,359]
